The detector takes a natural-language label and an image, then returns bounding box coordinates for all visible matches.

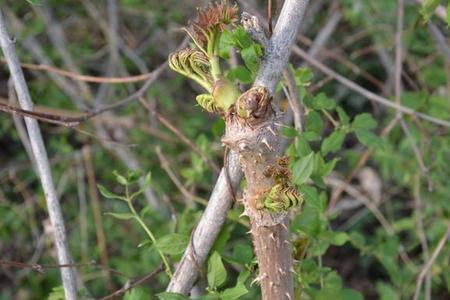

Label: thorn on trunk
[278,268,286,276]
[239,211,248,218]
[251,273,268,286]
[285,292,292,300]
[289,267,298,275]
[261,138,273,151]
[267,126,276,136]
[281,223,288,231]
[269,232,276,242]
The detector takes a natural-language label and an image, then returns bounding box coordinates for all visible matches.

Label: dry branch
[0,10,78,300]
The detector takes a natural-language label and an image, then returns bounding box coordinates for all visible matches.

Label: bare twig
[413,223,450,300]
[139,98,220,174]
[293,46,450,127]
[0,10,78,300]
[0,60,163,83]
[82,146,113,289]
[413,174,431,300]
[98,264,164,300]
[155,146,207,206]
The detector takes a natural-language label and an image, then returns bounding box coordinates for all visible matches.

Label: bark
[167,1,309,298]
[223,1,309,298]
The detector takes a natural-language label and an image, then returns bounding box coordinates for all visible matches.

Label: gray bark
[0,11,78,300]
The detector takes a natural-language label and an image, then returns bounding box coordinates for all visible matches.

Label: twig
[139,98,220,174]
[267,0,273,36]
[0,60,162,83]
[0,10,78,300]
[33,0,93,100]
[326,177,417,271]
[394,0,432,190]
[155,146,207,206]
[413,223,450,300]
[292,46,450,127]
[98,264,164,300]
[328,116,399,210]
[413,174,431,300]
[82,145,114,289]
[282,69,303,132]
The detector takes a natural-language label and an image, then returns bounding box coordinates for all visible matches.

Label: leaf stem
[125,184,173,277]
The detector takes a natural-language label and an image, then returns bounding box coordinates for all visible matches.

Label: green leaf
[313,93,336,110]
[227,66,252,84]
[294,67,313,86]
[154,233,189,255]
[113,170,128,185]
[229,244,253,265]
[303,131,321,142]
[336,106,350,125]
[282,126,299,138]
[352,113,377,130]
[420,0,441,22]
[231,27,253,48]
[354,129,383,148]
[292,152,314,184]
[321,130,346,155]
[321,231,349,246]
[141,171,152,190]
[322,158,339,176]
[105,212,136,221]
[221,283,248,300]
[299,185,324,211]
[305,110,323,134]
[97,184,126,201]
[241,44,262,74]
[157,292,189,300]
[207,251,227,289]
[127,170,142,183]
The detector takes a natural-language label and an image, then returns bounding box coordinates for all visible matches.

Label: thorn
[281,223,288,231]
[267,126,276,136]
[284,240,291,245]
[289,267,298,275]
[269,232,276,242]
[239,143,248,151]
[269,281,275,288]
[239,211,248,218]
[261,138,273,151]
[278,268,286,276]
[246,229,253,234]
[250,273,268,286]
[258,152,263,159]
[285,293,292,300]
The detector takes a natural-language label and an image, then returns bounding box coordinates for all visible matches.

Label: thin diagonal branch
[0,10,77,300]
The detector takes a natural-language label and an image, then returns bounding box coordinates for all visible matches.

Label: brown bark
[222,87,293,299]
